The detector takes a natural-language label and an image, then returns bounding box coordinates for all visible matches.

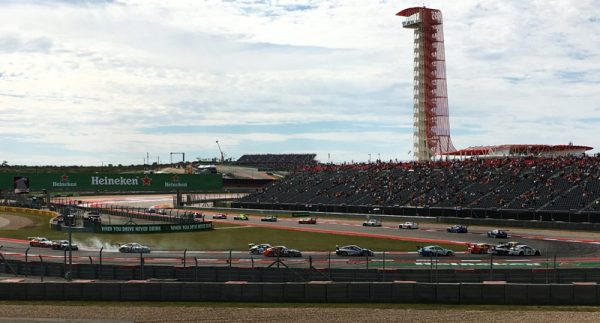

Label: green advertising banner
[0,173,222,192]
[96,222,213,233]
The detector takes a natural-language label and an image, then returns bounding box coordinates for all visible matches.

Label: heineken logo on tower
[52,174,77,187]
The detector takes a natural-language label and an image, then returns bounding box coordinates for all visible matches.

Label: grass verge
[1,212,462,252]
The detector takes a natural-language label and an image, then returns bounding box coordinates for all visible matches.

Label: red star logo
[142,175,152,186]
[171,175,180,182]
[61,174,69,182]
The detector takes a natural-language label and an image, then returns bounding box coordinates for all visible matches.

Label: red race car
[29,237,53,248]
[467,243,492,254]
[298,218,317,224]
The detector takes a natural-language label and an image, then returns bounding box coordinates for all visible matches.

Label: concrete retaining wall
[0,281,599,304]
[3,261,600,284]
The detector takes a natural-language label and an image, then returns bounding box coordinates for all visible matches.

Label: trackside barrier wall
[229,203,600,228]
[0,206,58,218]
[3,261,600,283]
[1,281,600,304]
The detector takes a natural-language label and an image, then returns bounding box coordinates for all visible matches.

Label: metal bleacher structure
[234,157,600,223]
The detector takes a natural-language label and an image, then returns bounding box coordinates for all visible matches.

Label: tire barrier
[2,259,600,284]
[0,281,599,305]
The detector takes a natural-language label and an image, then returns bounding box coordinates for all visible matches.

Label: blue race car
[447,225,468,233]
[417,245,455,257]
[487,229,508,238]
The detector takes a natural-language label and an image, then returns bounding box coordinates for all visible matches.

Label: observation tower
[397,7,456,161]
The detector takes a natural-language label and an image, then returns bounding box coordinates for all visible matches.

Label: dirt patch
[0,305,599,322]
[0,213,35,230]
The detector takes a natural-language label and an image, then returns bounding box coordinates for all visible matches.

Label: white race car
[508,245,540,256]
[399,221,419,229]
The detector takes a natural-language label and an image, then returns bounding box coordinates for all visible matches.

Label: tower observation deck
[397,7,456,161]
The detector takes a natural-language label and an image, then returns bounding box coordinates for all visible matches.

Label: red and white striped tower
[397,7,456,161]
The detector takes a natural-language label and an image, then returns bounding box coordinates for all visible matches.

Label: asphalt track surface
[2,195,600,268]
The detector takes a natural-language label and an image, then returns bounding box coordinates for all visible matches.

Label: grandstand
[234,156,600,222]
[236,154,317,171]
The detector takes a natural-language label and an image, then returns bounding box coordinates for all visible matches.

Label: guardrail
[1,280,599,304]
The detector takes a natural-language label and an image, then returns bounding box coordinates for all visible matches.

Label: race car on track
[335,245,374,257]
[446,225,468,233]
[417,245,455,257]
[261,216,278,222]
[467,243,492,254]
[234,214,249,220]
[363,219,382,227]
[487,229,508,239]
[212,213,227,219]
[118,243,151,253]
[399,221,419,229]
[248,243,271,255]
[51,240,79,251]
[29,237,52,248]
[508,245,540,256]
[263,246,302,257]
[298,217,317,224]
[157,209,168,215]
[488,242,522,255]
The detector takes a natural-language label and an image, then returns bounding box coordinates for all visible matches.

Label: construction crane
[216,140,224,163]
[170,152,185,164]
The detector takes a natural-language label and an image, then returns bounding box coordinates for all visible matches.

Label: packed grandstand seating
[236,153,317,171]
[238,156,600,215]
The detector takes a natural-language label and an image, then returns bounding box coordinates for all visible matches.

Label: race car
[467,243,492,254]
[488,242,522,255]
[508,245,540,256]
[29,237,53,248]
[362,219,382,227]
[447,225,468,233]
[298,217,317,224]
[335,245,374,257]
[487,229,508,238]
[263,246,302,257]
[261,216,278,222]
[118,243,151,253]
[417,245,455,257]
[234,214,249,220]
[248,243,271,255]
[399,221,419,229]
[51,240,79,251]
[157,209,168,215]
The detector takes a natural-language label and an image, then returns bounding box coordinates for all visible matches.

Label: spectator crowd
[240,156,600,213]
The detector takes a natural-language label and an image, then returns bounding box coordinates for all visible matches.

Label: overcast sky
[0,0,598,165]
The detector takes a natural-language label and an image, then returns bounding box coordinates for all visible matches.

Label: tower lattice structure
[398,7,456,161]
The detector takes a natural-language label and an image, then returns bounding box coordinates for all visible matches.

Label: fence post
[309,256,313,269]
[365,253,369,270]
[489,252,493,280]
[229,249,232,268]
[194,257,198,281]
[38,255,44,282]
[99,247,103,266]
[251,256,254,268]
[88,256,93,265]
[140,252,144,279]
[183,249,187,268]
[25,247,30,263]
